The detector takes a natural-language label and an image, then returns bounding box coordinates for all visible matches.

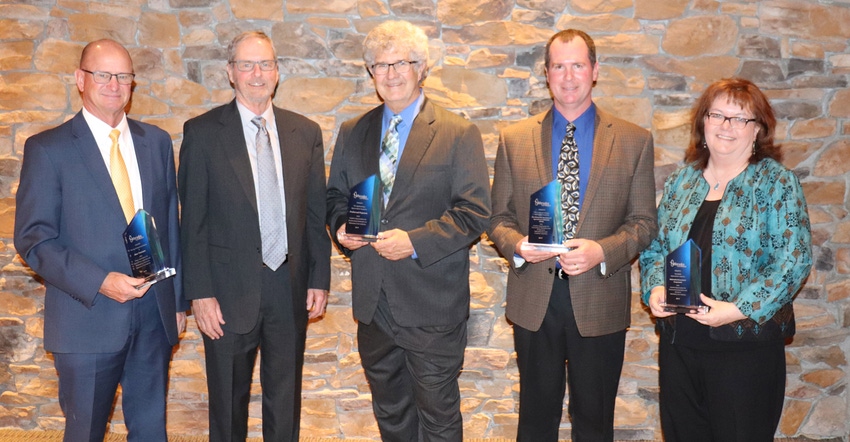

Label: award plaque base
[520,242,573,253]
[135,267,177,290]
[344,233,380,243]
[662,303,710,314]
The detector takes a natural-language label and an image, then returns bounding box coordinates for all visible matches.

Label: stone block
[437,0,513,26]
[275,77,354,114]
[32,40,81,76]
[68,13,136,45]
[662,16,737,57]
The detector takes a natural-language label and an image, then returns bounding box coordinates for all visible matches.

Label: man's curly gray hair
[363,20,430,75]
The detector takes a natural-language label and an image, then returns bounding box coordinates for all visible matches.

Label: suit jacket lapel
[536,110,554,185]
[388,100,435,212]
[220,101,258,215]
[128,120,152,212]
[360,109,383,179]
[70,112,126,221]
[273,107,299,228]
[576,110,615,234]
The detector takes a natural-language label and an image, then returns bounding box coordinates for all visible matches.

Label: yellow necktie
[109,129,135,223]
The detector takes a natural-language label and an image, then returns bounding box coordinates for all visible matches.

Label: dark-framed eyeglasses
[705,112,756,129]
[81,69,135,85]
[370,60,419,76]
[229,60,278,72]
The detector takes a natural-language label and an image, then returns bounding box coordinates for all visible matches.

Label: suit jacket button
[380,219,388,224]
[548,268,553,274]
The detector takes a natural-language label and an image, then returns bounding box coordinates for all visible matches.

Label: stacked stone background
[1,0,849,439]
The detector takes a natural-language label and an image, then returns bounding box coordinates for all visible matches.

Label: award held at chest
[521,180,572,253]
[344,174,382,242]
[663,239,709,314]
[123,209,176,290]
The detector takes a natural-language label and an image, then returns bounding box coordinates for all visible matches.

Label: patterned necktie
[379,115,403,205]
[109,129,135,223]
[557,123,580,240]
[252,116,288,270]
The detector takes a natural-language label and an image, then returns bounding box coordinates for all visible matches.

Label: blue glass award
[521,180,572,252]
[663,239,708,313]
[344,174,382,242]
[123,209,176,289]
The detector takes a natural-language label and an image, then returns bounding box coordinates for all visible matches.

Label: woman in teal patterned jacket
[639,78,812,442]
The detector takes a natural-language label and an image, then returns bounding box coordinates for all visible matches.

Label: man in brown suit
[488,29,657,441]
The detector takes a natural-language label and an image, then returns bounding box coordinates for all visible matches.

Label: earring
[702,140,707,149]
[752,140,756,155]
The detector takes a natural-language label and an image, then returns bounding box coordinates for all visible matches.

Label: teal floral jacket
[640,158,812,334]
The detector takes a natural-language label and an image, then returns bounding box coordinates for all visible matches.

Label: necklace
[705,163,748,191]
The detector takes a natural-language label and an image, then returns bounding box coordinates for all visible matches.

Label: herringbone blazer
[488,106,657,336]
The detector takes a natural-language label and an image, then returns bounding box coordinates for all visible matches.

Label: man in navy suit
[14,39,185,442]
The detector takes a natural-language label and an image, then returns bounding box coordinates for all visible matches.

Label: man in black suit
[15,39,185,442]
[178,31,330,442]
[326,20,491,442]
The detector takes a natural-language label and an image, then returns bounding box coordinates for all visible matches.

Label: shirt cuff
[513,253,526,268]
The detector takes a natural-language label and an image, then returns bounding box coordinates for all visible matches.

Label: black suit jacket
[178,100,330,334]
[327,98,491,327]
[14,111,184,352]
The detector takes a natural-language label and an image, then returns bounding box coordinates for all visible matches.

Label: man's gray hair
[227,30,276,62]
[362,20,429,70]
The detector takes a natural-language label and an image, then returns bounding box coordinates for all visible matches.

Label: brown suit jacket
[488,106,657,337]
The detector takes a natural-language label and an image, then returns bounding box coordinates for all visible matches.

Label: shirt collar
[82,107,129,138]
[553,102,596,136]
[235,100,275,130]
[382,90,424,129]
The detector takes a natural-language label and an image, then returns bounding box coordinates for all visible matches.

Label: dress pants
[658,338,786,442]
[203,262,303,442]
[513,276,626,442]
[53,290,172,442]
[357,292,467,442]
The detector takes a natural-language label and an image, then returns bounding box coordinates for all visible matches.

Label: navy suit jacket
[14,111,185,352]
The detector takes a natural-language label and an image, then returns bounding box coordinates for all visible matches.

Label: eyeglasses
[229,60,278,72]
[81,69,135,85]
[705,112,756,129]
[370,60,419,75]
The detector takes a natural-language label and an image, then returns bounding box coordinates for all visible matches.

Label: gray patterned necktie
[252,116,287,270]
[557,123,580,240]
[379,115,403,205]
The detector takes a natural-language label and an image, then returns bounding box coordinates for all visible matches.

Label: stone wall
[1,0,849,440]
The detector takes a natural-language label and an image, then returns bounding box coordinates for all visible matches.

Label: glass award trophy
[663,239,709,313]
[123,209,176,289]
[521,180,573,253]
[344,174,382,242]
